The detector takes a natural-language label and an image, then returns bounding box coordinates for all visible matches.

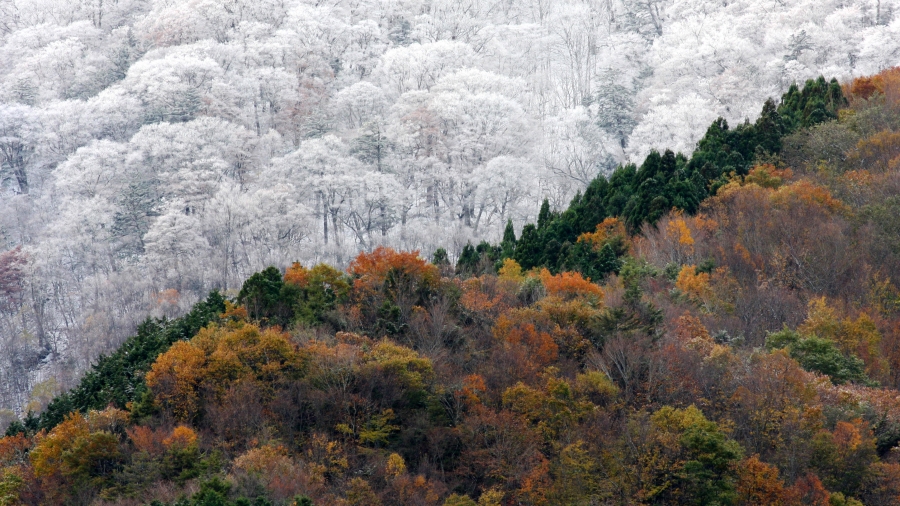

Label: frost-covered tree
[0,104,39,194]
[1,0,899,415]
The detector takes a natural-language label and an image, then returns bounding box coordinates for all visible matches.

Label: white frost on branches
[0,0,898,413]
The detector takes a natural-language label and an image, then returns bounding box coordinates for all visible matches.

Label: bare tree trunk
[9,146,28,194]
[320,192,329,245]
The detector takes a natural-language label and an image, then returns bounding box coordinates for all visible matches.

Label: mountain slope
[1,0,900,415]
[3,67,900,505]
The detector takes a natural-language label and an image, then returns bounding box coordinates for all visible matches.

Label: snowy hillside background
[0,0,898,416]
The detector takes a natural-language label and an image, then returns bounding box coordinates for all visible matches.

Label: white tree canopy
[0,0,899,413]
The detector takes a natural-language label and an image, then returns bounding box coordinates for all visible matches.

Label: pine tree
[515,224,542,270]
[432,248,449,267]
[238,267,287,323]
[500,220,516,259]
[350,122,390,171]
[455,243,478,276]
[596,243,621,277]
[753,99,786,154]
[537,199,552,230]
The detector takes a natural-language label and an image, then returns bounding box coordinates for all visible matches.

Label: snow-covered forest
[0,0,898,415]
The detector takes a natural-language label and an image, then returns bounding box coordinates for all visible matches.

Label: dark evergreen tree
[238,266,289,324]
[111,180,159,256]
[595,242,622,278]
[455,242,478,276]
[514,224,543,270]
[350,122,391,172]
[432,247,450,267]
[753,98,786,154]
[500,219,516,259]
[537,198,552,230]
[541,238,562,271]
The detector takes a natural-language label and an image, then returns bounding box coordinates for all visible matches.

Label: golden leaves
[537,268,604,300]
[675,265,710,300]
[577,217,628,250]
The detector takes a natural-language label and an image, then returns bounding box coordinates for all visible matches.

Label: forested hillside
[3,67,900,505]
[1,0,900,414]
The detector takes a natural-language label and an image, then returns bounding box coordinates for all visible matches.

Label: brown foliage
[784,473,831,506]
[848,129,900,172]
[347,246,440,327]
[0,434,30,467]
[458,406,547,499]
[847,67,900,109]
[735,455,788,506]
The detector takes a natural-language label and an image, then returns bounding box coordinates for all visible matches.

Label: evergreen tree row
[456,77,846,279]
[5,292,227,436]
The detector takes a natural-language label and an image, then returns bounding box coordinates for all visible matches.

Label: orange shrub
[233,444,314,502]
[127,426,168,457]
[848,66,900,107]
[850,76,881,100]
[283,262,310,287]
[635,210,716,267]
[494,314,558,366]
[577,217,628,250]
[459,277,507,316]
[163,426,198,450]
[458,374,487,406]
[348,246,439,293]
[0,434,30,466]
[772,180,848,214]
[673,313,712,344]
[675,265,710,300]
[849,129,900,172]
[537,269,603,300]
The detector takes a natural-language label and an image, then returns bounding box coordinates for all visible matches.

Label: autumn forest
[0,67,899,505]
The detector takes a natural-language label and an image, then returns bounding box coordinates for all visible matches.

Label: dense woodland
[2,0,900,414]
[1,68,900,505]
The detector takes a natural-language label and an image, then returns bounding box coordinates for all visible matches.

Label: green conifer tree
[537,199,552,230]
[500,220,516,259]
[515,224,542,270]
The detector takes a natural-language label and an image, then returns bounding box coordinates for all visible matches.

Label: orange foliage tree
[283,262,311,287]
[493,313,559,368]
[676,265,711,300]
[146,321,305,422]
[232,444,316,503]
[847,66,900,107]
[347,247,440,329]
[577,217,629,251]
[849,130,900,172]
[536,268,604,300]
[772,180,849,214]
[735,455,789,506]
[28,408,127,501]
[799,298,888,380]
[144,341,206,422]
